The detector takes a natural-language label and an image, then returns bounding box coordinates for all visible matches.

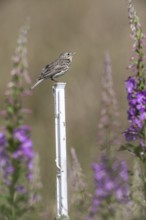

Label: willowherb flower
[124,0,146,145]
[13,125,33,180]
[97,52,120,150]
[122,1,146,215]
[0,132,13,185]
[124,77,146,142]
[0,21,38,220]
[69,148,90,218]
[0,132,6,147]
[0,128,33,187]
[86,156,129,219]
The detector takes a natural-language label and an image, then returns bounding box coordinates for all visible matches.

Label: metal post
[52,82,69,220]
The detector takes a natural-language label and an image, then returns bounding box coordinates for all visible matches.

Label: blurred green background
[0,0,146,216]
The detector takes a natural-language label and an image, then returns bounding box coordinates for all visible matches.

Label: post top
[53,82,66,90]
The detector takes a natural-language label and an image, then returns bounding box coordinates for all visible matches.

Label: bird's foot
[51,78,58,83]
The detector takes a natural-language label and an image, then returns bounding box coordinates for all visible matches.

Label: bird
[30,51,75,90]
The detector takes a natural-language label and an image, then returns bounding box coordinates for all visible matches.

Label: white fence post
[52,82,69,220]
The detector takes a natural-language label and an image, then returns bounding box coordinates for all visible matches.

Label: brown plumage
[30,52,75,90]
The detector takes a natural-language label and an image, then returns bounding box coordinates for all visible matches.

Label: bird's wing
[40,61,55,76]
[40,59,70,79]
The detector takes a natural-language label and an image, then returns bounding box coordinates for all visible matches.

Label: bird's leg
[51,77,58,82]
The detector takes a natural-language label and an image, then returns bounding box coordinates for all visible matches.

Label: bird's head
[59,52,76,61]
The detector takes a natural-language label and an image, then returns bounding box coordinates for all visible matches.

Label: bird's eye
[67,53,70,56]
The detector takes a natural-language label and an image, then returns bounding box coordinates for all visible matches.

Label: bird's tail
[30,78,44,90]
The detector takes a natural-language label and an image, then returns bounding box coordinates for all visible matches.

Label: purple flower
[87,156,129,217]
[13,125,31,142]
[13,125,34,180]
[21,140,33,159]
[104,179,115,191]
[0,21,37,219]
[3,162,14,185]
[124,0,146,147]
[119,161,128,181]
[115,187,128,201]
[15,185,26,194]
[92,163,106,180]
[0,132,13,184]
[124,79,146,141]
[0,126,34,185]
[0,133,7,163]
[123,127,138,141]
[125,77,136,93]
[0,132,6,147]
